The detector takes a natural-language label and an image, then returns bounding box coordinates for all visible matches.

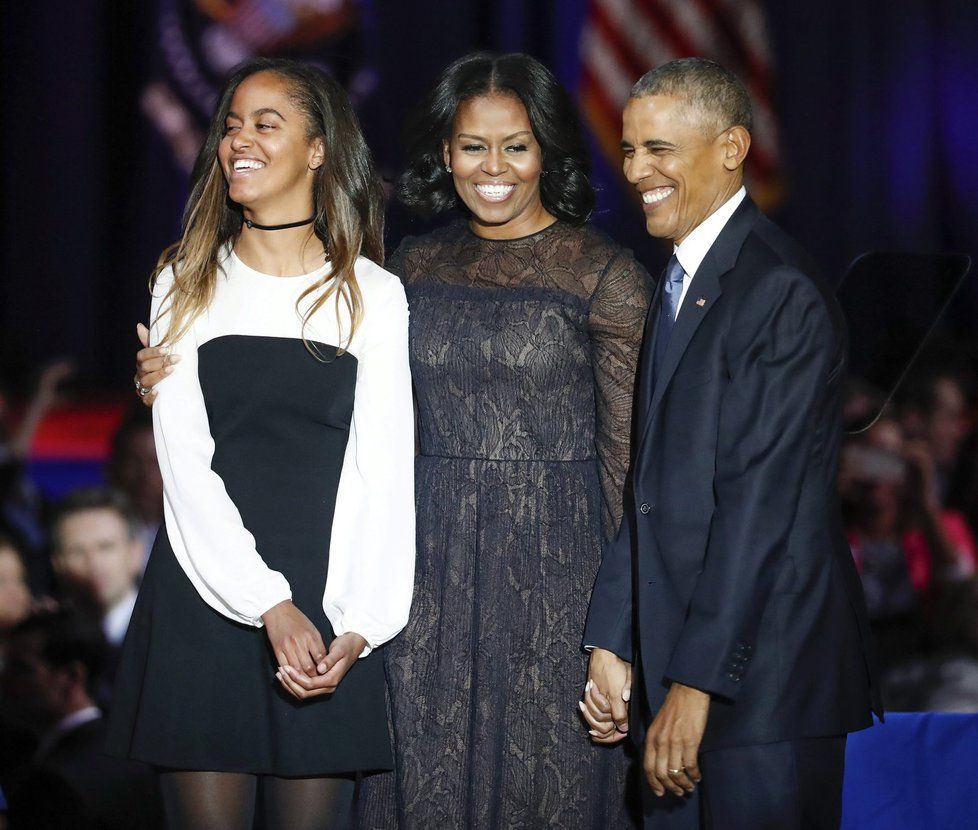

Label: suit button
[640,503,651,514]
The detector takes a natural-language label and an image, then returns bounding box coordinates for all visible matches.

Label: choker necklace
[244,216,315,231]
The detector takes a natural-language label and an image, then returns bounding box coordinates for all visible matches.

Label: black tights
[158,770,355,830]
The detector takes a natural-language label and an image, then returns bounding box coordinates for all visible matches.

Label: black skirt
[105,336,392,776]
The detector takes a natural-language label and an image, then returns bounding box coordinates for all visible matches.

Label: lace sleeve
[589,251,654,542]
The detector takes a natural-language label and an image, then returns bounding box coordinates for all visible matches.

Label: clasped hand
[580,648,631,744]
[582,649,709,798]
[262,600,366,700]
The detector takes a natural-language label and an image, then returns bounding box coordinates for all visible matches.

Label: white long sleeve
[148,253,415,640]
[150,266,293,626]
[325,276,416,655]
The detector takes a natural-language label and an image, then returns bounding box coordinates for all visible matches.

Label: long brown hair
[152,58,385,354]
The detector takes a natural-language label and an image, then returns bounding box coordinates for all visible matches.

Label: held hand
[644,682,709,797]
[262,599,329,690]
[133,322,180,406]
[580,648,631,744]
[276,632,367,700]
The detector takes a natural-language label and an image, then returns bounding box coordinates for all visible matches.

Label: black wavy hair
[397,52,595,225]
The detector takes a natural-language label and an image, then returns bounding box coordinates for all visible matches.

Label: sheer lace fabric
[357,220,652,829]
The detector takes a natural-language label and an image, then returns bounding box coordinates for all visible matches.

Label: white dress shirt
[34,706,102,762]
[673,187,747,316]
[103,587,137,647]
[149,249,416,655]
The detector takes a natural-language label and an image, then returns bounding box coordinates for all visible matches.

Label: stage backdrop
[1,0,976,394]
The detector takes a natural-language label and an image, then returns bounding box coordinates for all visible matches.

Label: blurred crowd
[1,367,164,828]
[841,358,978,712]
[0,352,977,826]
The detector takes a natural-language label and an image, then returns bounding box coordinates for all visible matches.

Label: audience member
[0,535,32,643]
[0,537,41,812]
[106,406,162,570]
[1,609,162,829]
[50,488,142,653]
[898,370,974,505]
[945,370,978,540]
[0,361,74,593]
[840,413,977,672]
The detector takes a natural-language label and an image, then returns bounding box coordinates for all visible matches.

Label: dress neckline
[462,218,562,244]
[228,247,331,281]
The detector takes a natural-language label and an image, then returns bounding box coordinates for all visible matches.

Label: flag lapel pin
[696,298,706,307]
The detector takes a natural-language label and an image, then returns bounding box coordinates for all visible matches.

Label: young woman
[110,58,415,830]
[135,52,651,827]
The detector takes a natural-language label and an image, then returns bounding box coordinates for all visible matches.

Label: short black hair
[51,487,140,550]
[10,609,108,697]
[631,57,753,134]
[397,51,595,225]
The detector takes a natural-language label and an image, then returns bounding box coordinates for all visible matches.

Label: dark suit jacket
[584,196,883,752]
[9,716,163,829]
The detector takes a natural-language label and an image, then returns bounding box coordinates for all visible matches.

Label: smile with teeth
[642,186,675,205]
[233,159,266,172]
[475,183,516,202]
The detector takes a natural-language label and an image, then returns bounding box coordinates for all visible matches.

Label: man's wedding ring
[668,767,685,775]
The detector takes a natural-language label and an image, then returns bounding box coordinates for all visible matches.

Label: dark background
[2,0,976,394]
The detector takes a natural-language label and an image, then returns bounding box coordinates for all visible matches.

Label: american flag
[580,0,783,208]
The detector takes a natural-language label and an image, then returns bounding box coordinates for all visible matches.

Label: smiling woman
[356,52,651,829]
[151,60,385,356]
[397,50,595,230]
[441,93,551,238]
[105,58,414,830]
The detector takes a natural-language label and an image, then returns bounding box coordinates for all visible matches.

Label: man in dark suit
[580,58,881,829]
[2,609,162,829]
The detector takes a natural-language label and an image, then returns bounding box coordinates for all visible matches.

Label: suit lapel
[644,256,722,419]
[636,276,665,424]
[635,196,761,457]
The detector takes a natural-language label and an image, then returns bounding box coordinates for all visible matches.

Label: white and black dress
[106,249,415,776]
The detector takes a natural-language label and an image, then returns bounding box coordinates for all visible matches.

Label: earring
[445,164,452,173]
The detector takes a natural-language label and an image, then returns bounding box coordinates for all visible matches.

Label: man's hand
[580,648,631,744]
[644,682,709,797]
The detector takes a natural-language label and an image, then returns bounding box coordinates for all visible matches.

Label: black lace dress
[358,220,653,828]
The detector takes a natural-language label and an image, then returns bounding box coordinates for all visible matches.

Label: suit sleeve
[664,267,838,699]
[150,267,293,627]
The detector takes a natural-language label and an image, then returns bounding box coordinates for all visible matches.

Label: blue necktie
[652,254,686,386]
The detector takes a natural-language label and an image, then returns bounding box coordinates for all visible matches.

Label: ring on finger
[667,766,685,775]
[134,377,152,397]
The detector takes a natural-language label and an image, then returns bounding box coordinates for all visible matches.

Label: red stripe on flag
[689,0,772,100]
[589,2,650,83]
[634,0,702,61]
